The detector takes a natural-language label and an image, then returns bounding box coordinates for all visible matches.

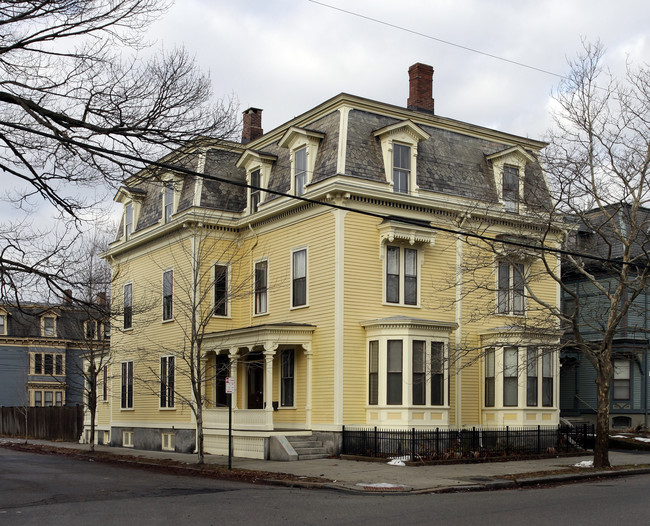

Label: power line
[307,0,566,80]
[0,119,629,266]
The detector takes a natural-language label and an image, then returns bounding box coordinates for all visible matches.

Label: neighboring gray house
[560,205,650,429]
[0,296,108,407]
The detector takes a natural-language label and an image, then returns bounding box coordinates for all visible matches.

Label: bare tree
[127,221,258,463]
[0,1,239,302]
[454,41,650,468]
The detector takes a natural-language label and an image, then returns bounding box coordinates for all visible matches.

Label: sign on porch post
[226,377,235,469]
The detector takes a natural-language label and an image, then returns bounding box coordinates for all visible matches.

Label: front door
[247,352,264,409]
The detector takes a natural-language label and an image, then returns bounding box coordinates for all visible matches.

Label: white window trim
[161,432,175,451]
[159,355,176,410]
[0,311,7,335]
[41,315,57,337]
[486,146,535,213]
[278,126,325,196]
[374,120,429,196]
[123,282,133,331]
[290,246,308,310]
[495,260,527,316]
[161,176,180,224]
[212,262,231,318]
[236,150,276,215]
[123,430,134,447]
[278,348,296,409]
[483,346,557,410]
[382,244,423,308]
[253,257,269,317]
[162,268,174,323]
[120,360,134,410]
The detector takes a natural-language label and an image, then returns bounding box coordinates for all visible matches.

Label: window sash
[124,284,132,329]
[527,347,538,406]
[503,347,518,407]
[121,361,133,409]
[295,148,306,195]
[163,270,173,321]
[404,248,417,305]
[485,348,495,407]
[254,261,268,314]
[44,354,53,375]
[431,342,444,406]
[34,391,42,407]
[503,165,519,212]
[43,317,54,337]
[34,353,43,374]
[393,144,410,194]
[412,340,426,405]
[613,360,630,401]
[102,365,108,402]
[387,340,403,405]
[55,355,63,375]
[542,351,553,406]
[386,246,400,303]
[160,356,175,408]
[281,349,295,407]
[292,250,307,307]
[368,341,378,405]
[164,183,174,222]
[44,391,53,407]
[250,170,261,212]
[498,262,525,315]
[214,264,228,316]
[125,203,133,238]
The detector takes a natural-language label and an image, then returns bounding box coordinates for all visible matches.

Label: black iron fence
[0,406,84,442]
[342,424,594,461]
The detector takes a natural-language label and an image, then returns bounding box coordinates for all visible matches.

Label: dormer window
[294,147,307,196]
[164,182,174,222]
[125,203,133,239]
[502,165,519,212]
[278,127,325,197]
[393,144,411,194]
[42,316,56,337]
[374,120,429,196]
[0,312,6,335]
[236,150,277,215]
[250,170,261,213]
[486,146,535,214]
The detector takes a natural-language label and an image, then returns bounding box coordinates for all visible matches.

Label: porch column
[263,342,278,427]
[302,343,313,428]
[229,347,239,410]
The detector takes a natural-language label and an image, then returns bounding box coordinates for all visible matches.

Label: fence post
[374,426,378,458]
[583,423,587,449]
[341,425,346,455]
[411,428,416,462]
[506,426,509,456]
[436,427,439,457]
[537,425,541,454]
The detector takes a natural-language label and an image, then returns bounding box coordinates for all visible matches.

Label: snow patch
[574,460,594,468]
[634,437,650,443]
[356,483,408,489]
[387,455,409,466]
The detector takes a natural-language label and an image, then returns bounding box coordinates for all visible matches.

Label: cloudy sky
[3,0,649,230]
[149,0,650,140]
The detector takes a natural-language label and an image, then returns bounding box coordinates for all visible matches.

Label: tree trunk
[593,375,611,468]
[196,405,204,464]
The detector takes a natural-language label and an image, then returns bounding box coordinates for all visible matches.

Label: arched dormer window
[486,146,536,214]
[374,120,429,196]
[278,127,325,196]
[236,150,277,214]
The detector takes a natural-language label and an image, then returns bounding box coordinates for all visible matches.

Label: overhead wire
[0,119,633,267]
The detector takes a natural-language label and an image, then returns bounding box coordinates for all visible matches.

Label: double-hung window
[393,143,411,194]
[503,347,518,407]
[162,270,173,321]
[55,355,63,375]
[497,262,525,315]
[43,317,55,337]
[160,356,175,408]
[123,283,132,329]
[164,183,174,222]
[386,340,403,405]
[485,349,496,407]
[0,314,5,335]
[431,342,445,406]
[281,349,294,407]
[125,203,133,239]
[214,264,228,316]
[121,361,133,409]
[613,360,630,401]
[502,165,520,212]
[254,260,268,315]
[102,365,108,402]
[527,347,538,406]
[386,246,418,305]
[412,340,426,405]
[34,354,43,375]
[292,249,307,307]
[368,341,379,405]
[542,351,553,406]
[44,354,53,375]
[250,170,261,213]
[294,147,307,196]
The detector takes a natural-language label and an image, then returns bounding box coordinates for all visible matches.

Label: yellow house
[95,63,561,459]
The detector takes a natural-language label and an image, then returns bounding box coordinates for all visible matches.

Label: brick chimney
[407,63,434,114]
[242,107,263,144]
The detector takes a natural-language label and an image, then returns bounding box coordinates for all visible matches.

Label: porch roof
[203,322,316,352]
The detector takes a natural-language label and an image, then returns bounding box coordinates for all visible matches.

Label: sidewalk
[3,438,650,493]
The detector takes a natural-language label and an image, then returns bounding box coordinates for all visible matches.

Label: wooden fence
[0,406,84,442]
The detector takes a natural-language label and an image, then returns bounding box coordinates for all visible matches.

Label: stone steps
[286,435,328,460]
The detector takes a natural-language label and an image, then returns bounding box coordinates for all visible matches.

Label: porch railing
[203,408,272,430]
